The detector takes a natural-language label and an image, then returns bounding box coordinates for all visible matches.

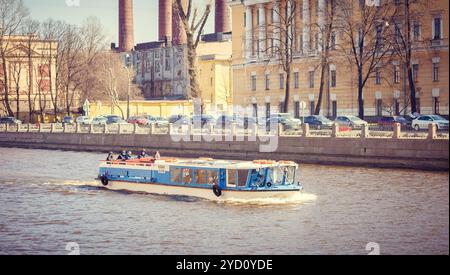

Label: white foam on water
[218,192,318,206]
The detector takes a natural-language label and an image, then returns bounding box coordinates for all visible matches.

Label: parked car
[105,115,129,125]
[62,116,75,125]
[0,117,22,125]
[127,116,149,125]
[335,115,368,129]
[152,117,169,127]
[76,116,92,125]
[235,116,261,129]
[192,115,216,127]
[412,115,449,131]
[92,116,108,125]
[378,116,410,130]
[168,115,190,125]
[304,115,334,130]
[267,113,302,131]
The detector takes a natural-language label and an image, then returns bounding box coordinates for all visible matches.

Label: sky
[23,0,215,44]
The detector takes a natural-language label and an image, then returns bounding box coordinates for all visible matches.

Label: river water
[0,147,448,255]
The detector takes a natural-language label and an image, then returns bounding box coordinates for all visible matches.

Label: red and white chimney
[118,0,134,52]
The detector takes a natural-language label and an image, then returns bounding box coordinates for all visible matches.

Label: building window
[266,103,271,119]
[251,75,257,91]
[432,63,439,82]
[394,65,400,84]
[433,97,440,114]
[279,74,284,89]
[279,102,284,113]
[393,99,400,116]
[265,74,270,90]
[433,17,442,40]
[330,70,337,88]
[310,101,315,116]
[412,64,419,82]
[332,101,337,119]
[294,72,299,89]
[294,101,300,119]
[252,104,258,117]
[376,24,383,48]
[309,71,315,88]
[413,22,421,41]
[376,99,383,117]
[330,31,336,50]
[375,68,382,85]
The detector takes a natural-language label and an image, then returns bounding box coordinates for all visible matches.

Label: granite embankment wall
[0,131,448,171]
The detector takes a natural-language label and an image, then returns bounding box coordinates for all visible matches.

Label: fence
[0,122,447,140]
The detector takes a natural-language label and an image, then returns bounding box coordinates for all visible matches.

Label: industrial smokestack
[118,0,134,52]
[159,0,173,42]
[172,0,187,45]
[215,0,230,33]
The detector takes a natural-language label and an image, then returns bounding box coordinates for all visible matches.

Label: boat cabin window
[170,168,182,183]
[195,169,207,184]
[237,170,249,187]
[207,170,218,185]
[183,168,193,184]
[227,169,237,187]
[267,166,296,185]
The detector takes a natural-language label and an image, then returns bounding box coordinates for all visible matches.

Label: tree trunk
[1,55,14,117]
[407,64,417,114]
[284,68,291,113]
[358,67,364,119]
[315,62,327,115]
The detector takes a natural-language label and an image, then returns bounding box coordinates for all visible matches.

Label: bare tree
[174,0,212,108]
[58,24,84,116]
[336,0,393,119]
[78,17,107,102]
[21,19,40,122]
[263,0,297,113]
[389,0,432,114]
[96,51,142,118]
[0,0,29,117]
[314,0,337,115]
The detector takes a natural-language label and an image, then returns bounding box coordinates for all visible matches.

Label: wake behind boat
[97,155,304,201]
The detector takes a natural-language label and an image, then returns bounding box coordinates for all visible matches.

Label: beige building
[0,35,58,122]
[229,0,449,119]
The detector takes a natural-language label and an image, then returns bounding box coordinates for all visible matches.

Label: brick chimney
[118,0,134,52]
[215,0,230,33]
[172,0,187,45]
[159,0,173,42]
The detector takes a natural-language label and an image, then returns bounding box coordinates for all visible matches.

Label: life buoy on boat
[100,175,109,186]
[213,184,222,197]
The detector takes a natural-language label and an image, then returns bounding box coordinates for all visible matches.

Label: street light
[124,54,131,120]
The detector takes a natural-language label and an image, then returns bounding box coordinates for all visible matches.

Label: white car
[76,116,92,125]
[412,115,449,131]
[335,115,368,129]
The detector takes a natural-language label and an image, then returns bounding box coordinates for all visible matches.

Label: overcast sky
[23,0,215,44]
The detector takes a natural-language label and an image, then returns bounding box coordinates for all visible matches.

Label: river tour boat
[97,156,304,201]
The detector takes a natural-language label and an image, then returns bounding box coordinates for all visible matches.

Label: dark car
[304,115,334,130]
[378,116,410,130]
[192,115,216,127]
[62,116,75,125]
[106,116,128,125]
[0,117,22,125]
[169,115,190,125]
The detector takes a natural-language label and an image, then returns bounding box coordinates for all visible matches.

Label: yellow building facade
[229,0,449,119]
[0,35,58,122]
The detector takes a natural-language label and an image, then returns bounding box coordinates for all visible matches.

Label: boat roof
[101,158,298,170]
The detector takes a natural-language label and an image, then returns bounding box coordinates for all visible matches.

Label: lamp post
[124,54,131,120]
